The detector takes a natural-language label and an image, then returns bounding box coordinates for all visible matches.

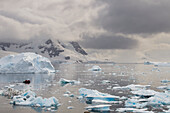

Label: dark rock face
[0,42,28,51]
[58,40,65,48]
[70,41,88,55]
[0,39,88,60]
[39,39,64,57]
[65,56,70,60]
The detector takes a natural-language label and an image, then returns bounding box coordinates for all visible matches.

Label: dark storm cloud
[96,0,170,34]
[80,34,138,49]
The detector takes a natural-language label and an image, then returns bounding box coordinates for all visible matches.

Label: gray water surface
[0,64,169,113]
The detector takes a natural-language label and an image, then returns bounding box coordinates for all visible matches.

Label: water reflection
[0,73,56,90]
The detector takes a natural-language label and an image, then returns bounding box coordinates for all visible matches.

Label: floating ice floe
[147,91,170,106]
[12,90,59,107]
[157,85,170,91]
[113,84,170,112]
[89,65,101,72]
[63,91,74,97]
[86,104,111,112]
[116,108,153,113]
[0,52,55,74]
[161,79,170,83]
[125,98,148,108]
[67,106,74,109]
[144,61,170,67]
[112,84,151,91]
[131,89,156,98]
[59,78,80,86]
[92,99,122,104]
[79,88,120,103]
[102,80,111,84]
[0,84,23,98]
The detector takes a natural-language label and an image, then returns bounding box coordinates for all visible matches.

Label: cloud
[1,0,170,53]
[0,0,104,42]
[95,0,170,34]
[80,34,138,49]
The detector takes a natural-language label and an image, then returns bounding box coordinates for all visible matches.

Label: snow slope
[0,39,89,63]
[0,52,55,74]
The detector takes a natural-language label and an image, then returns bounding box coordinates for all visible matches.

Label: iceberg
[86,104,111,112]
[0,52,55,74]
[131,89,156,98]
[144,61,170,67]
[112,84,151,91]
[79,88,120,103]
[161,80,170,83]
[157,85,170,91]
[59,78,80,86]
[89,65,101,72]
[102,80,111,84]
[125,98,147,108]
[0,85,23,98]
[12,90,59,107]
[116,108,153,113]
[124,89,170,110]
[147,91,170,106]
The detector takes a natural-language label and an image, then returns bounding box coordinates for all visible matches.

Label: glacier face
[0,52,55,74]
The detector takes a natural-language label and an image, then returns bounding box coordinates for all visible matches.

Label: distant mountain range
[0,39,88,63]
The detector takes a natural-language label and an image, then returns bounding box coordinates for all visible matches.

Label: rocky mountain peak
[70,41,88,55]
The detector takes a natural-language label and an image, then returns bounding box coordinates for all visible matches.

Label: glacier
[0,52,55,74]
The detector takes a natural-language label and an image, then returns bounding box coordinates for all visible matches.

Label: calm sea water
[0,63,169,113]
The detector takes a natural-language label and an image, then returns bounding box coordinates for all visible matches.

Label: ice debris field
[0,55,170,112]
[0,52,55,74]
[1,81,169,112]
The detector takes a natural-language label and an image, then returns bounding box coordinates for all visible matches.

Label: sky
[1,0,170,62]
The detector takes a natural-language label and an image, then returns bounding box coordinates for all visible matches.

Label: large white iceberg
[0,52,55,74]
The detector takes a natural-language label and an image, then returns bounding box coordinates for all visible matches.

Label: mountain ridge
[0,39,88,63]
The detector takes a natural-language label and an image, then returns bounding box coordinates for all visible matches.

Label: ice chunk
[116,108,153,113]
[125,98,147,108]
[67,106,74,109]
[59,78,80,86]
[144,61,170,67]
[0,52,55,74]
[102,80,111,84]
[86,104,111,112]
[131,89,156,98]
[13,90,59,107]
[157,85,170,91]
[79,88,120,103]
[161,80,170,83]
[89,65,101,72]
[1,85,23,98]
[148,91,170,106]
[112,73,117,75]
[112,84,151,91]
[92,99,122,104]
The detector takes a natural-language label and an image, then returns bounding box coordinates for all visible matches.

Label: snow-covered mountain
[0,39,88,63]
